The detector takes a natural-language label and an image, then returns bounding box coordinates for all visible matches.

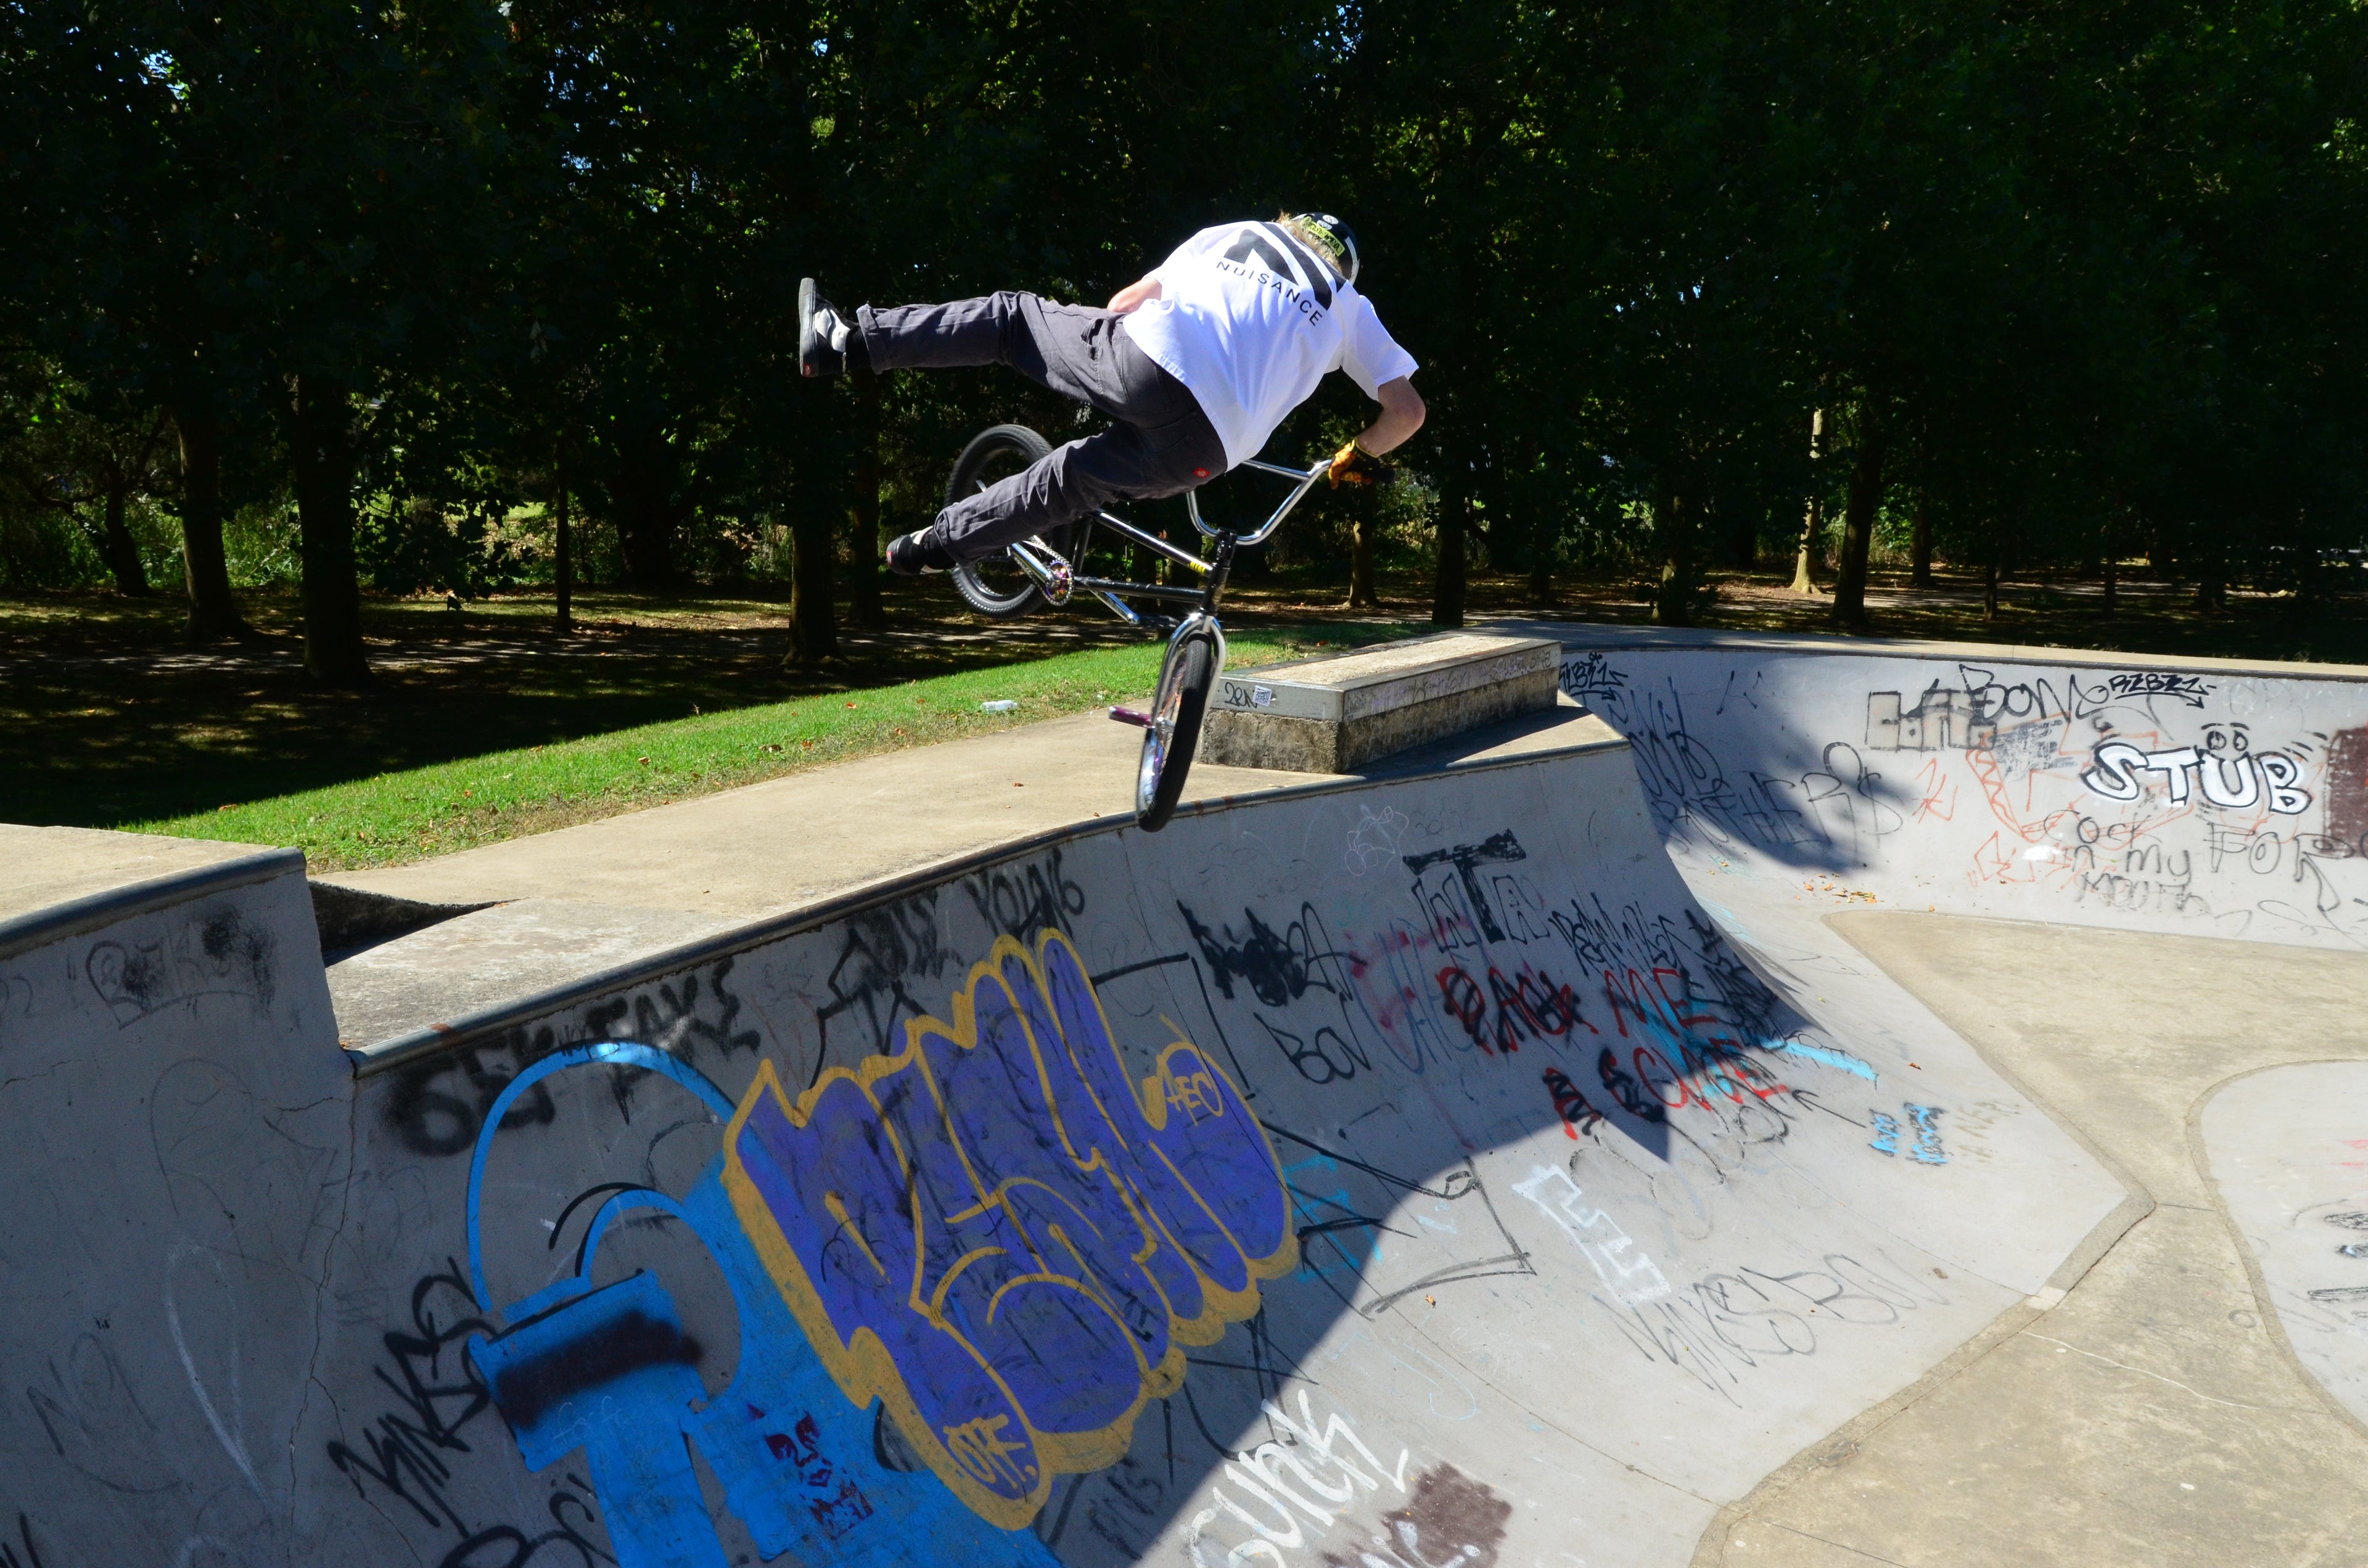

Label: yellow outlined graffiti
[723,929,1297,1528]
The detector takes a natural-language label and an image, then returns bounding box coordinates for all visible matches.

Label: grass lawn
[125,623,1400,871]
[0,579,1414,837]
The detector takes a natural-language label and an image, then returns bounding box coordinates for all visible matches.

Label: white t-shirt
[1120,221,1419,469]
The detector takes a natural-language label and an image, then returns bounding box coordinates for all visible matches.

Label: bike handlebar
[1186,455,1333,546]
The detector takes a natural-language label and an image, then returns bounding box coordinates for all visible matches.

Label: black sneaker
[799,277,854,379]
[886,528,953,576]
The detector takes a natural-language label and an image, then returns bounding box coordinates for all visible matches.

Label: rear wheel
[1135,633,1216,832]
[946,424,1058,619]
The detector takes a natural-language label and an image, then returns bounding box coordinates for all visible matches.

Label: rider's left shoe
[799,279,866,378]
[886,528,953,576]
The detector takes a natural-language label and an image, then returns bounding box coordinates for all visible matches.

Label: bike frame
[997,456,1333,646]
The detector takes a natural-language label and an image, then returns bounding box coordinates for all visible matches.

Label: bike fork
[1109,611,1225,729]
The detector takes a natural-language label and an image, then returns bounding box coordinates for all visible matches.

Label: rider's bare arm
[1107,276,1163,314]
[1357,377,1425,456]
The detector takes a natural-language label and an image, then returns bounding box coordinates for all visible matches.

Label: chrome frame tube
[1072,576,1204,604]
[1095,511,1209,575]
[1085,587,1143,625]
[1005,541,1057,585]
[1006,538,1061,580]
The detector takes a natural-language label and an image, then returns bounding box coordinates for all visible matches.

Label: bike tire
[1135,633,1216,832]
[947,424,1057,620]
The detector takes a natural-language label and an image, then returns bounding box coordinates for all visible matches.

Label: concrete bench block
[1200,631,1561,773]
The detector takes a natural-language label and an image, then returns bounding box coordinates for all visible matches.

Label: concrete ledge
[327,899,738,1053]
[0,830,305,964]
[1487,615,2368,684]
[339,703,1627,1070]
[1203,631,1561,773]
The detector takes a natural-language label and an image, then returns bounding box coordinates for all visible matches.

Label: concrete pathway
[320,707,1336,918]
[322,699,1602,922]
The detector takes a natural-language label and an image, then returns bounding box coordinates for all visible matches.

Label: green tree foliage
[2,0,2362,656]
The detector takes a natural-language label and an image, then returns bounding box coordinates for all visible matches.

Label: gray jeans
[857,292,1227,560]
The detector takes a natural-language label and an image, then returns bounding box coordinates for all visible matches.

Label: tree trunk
[612,424,676,589]
[786,404,839,665]
[1788,408,1824,595]
[100,482,151,597]
[2194,559,2225,614]
[2100,508,2118,620]
[1431,459,1467,628]
[1910,492,1932,588]
[1345,480,1379,609]
[1527,518,1555,607]
[169,403,242,639]
[1984,556,2000,619]
[846,371,885,629]
[618,503,673,586]
[553,451,574,634]
[290,376,370,686]
[1830,408,1887,633]
[1654,482,1696,626]
[1788,497,1823,594]
[787,504,838,663]
[1727,501,1756,571]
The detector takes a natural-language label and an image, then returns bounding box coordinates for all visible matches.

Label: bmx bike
[940,423,1331,832]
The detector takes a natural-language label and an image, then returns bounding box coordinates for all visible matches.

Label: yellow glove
[1327,438,1392,488]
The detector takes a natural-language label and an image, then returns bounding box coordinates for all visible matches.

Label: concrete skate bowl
[0,628,2361,1568]
[1544,627,2368,948]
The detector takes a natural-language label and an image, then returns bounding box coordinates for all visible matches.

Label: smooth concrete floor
[1700,913,2368,1568]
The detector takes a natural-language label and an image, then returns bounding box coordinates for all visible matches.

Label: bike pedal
[1108,707,1153,728]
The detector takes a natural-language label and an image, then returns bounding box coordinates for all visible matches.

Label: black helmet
[1288,212,1360,286]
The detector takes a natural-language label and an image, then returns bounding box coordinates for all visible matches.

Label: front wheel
[946,424,1056,619]
[1135,633,1216,832]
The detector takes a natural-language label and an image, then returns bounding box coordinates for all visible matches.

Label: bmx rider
[797,213,1425,574]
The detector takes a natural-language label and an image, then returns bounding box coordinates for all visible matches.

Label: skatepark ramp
[1,630,2362,1568]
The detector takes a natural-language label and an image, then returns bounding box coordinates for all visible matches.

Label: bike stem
[1201,533,1237,615]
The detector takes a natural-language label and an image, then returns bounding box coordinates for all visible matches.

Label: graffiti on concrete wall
[725,929,1297,1529]
[1511,1164,1671,1307]
[379,954,760,1157]
[351,792,1973,1566]
[1177,1389,1513,1568]
[326,1265,611,1568]
[434,927,1293,1568]
[1577,651,2368,942]
[1602,1246,1951,1403]
[86,903,278,1025]
[1361,825,1893,1180]
[1161,815,1945,1408]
